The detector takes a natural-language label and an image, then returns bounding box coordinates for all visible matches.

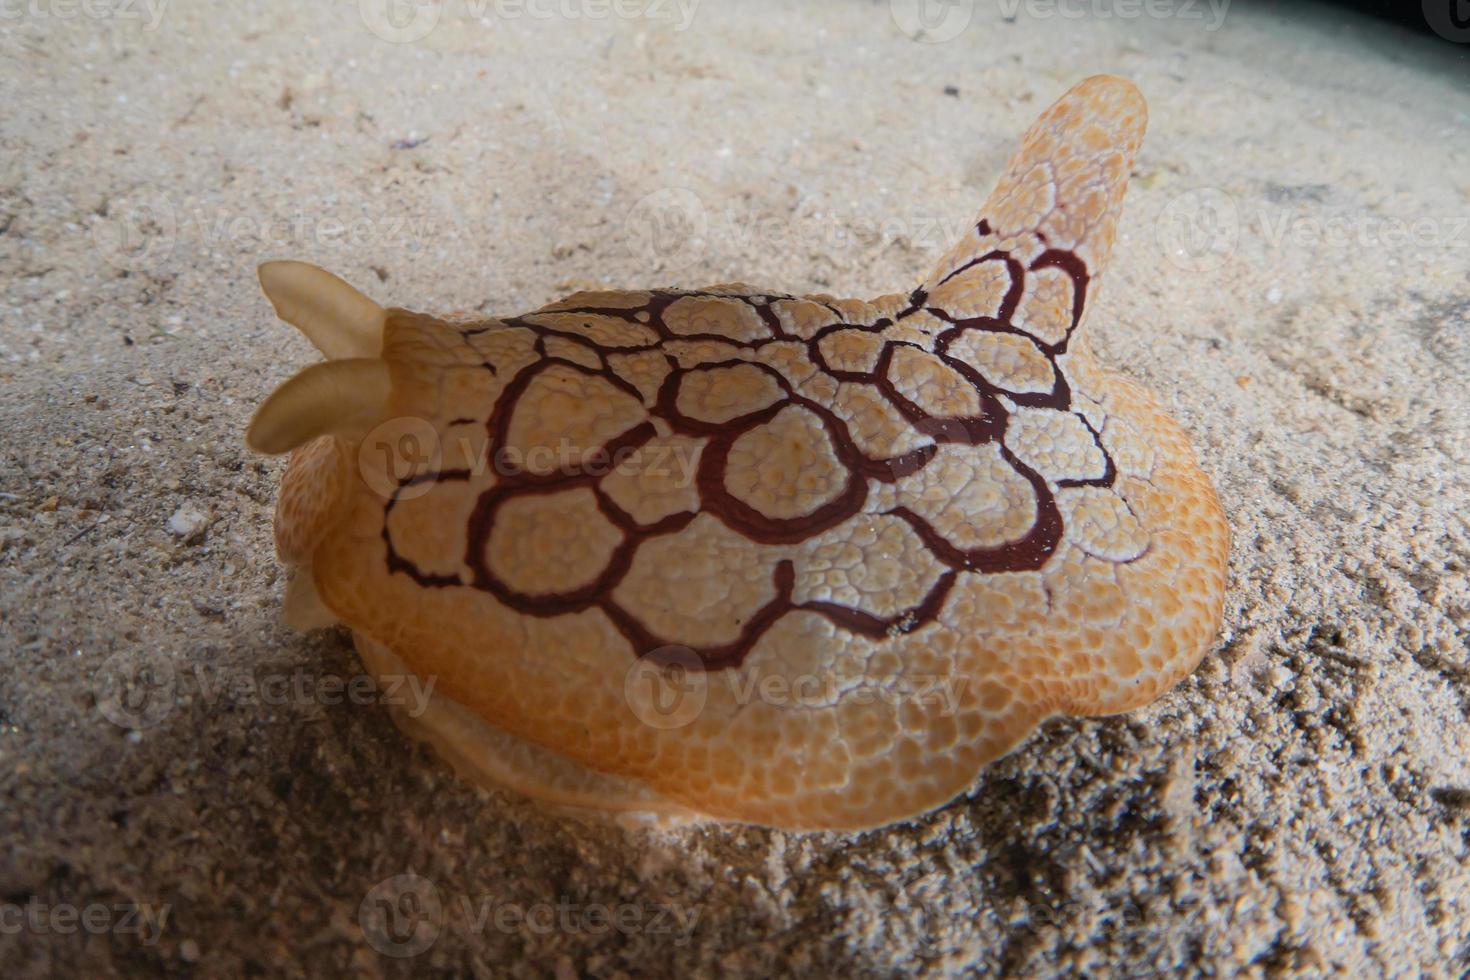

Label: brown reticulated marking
[676,363,784,424]
[484,487,624,596]
[816,329,886,375]
[1071,386,1108,431]
[1100,413,1157,479]
[1003,406,1108,483]
[664,339,747,369]
[945,331,1056,395]
[501,363,647,475]
[372,269,1104,669]
[542,334,602,370]
[822,297,881,326]
[926,257,1014,320]
[881,312,947,346]
[888,442,1038,553]
[886,345,986,420]
[663,295,770,343]
[866,293,909,320]
[599,434,705,526]
[723,405,851,521]
[771,298,839,339]
[829,382,935,461]
[1013,265,1077,348]
[438,366,505,429]
[279,78,1230,829]
[605,350,671,407]
[465,324,541,375]
[791,514,946,620]
[754,341,821,388]
[385,477,481,583]
[1056,486,1148,562]
[612,513,780,646]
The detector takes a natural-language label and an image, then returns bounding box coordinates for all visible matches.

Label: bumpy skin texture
[255,76,1229,830]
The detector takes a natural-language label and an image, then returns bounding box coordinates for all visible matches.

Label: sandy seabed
[2,0,1468,975]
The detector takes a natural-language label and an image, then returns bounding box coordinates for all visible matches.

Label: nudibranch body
[246,76,1228,830]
